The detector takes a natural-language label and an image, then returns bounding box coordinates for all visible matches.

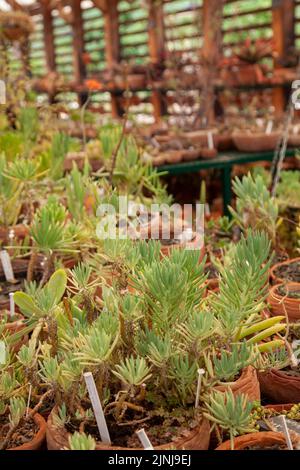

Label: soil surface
[0,415,38,449]
[204,264,219,279]
[245,444,287,450]
[66,408,197,448]
[274,261,300,283]
[278,284,300,299]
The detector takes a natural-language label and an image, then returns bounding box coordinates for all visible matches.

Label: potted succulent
[43,248,212,450]
[268,283,300,322]
[270,258,300,285]
[0,366,46,450]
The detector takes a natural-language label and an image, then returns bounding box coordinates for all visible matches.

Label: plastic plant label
[9,293,15,319]
[0,341,6,364]
[136,428,154,450]
[84,372,111,445]
[265,120,273,135]
[0,250,15,282]
[207,131,214,149]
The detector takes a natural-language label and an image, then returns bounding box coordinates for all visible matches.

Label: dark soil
[0,415,38,449]
[245,444,287,450]
[277,284,300,299]
[271,252,289,267]
[274,261,300,283]
[66,408,197,448]
[0,280,24,307]
[204,264,219,279]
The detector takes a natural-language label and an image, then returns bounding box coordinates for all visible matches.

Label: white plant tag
[84,372,111,445]
[136,428,154,450]
[0,250,15,282]
[0,341,6,364]
[9,293,15,319]
[265,121,273,135]
[207,131,214,149]
[195,368,205,409]
[278,415,293,450]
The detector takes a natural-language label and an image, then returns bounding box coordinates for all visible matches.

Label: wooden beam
[148,0,167,121]
[103,0,122,118]
[71,0,87,105]
[201,0,223,125]
[41,1,56,72]
[272,0,295,115]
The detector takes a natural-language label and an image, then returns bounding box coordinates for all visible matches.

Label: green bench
[159,149,296,216]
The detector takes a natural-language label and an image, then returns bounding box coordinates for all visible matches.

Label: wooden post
[201,0,223,126]
[41,2,56,102]
[71,0,88,105]
[148,0,167,121]
[272,0,295,115]
[41,2,56,72]
[103,0,122,118]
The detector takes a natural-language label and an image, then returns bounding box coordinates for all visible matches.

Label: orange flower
[85,79,102,91]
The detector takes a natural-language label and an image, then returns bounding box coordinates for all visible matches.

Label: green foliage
[230,173,278,243]
[212,343,255,382]
[14,269,67,318]
[204,390,256,449]
[276,171,300,209]
[69,432,96,450]
[65,164,86,220]
[133,249,206,332]
[9,397,26,428]
[50,133,70,180]
[30,198,74,253]
[212,231,272,339]
[113,356,152,388]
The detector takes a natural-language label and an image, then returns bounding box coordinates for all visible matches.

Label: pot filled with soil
[232,132,281,153]
[268,283,300,322]
[214,366,260,402]
[47,406,210,451]
[270,258,300,285]
[258,368,300,404]
[1,410,46,451]
[215,431,296,451]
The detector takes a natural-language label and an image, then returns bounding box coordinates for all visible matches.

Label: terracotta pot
[0,224,29,242]
[7,411,46,450]
[259,368,300,404]
[182,130,219,148]
[214,366,260,402]
[288,135,300,148]
[268,283,300,322]
[218,134,234,151]
[181,149,201,162]
[232,132,281,153]
[215,431,289,451]
[152,155,167,167]
[47,407,210,450]
[270,258,300,285]
[201,148,218,159]
[163,150,184,164]
[160,232,205,262]
[264,403,293,413]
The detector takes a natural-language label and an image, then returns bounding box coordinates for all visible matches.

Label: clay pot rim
[8,410,46,450]
[215,431,288,451]
[47,406,210,450]
[270,257,300,285]
[214,366,257,391]
[269,282,300,302]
